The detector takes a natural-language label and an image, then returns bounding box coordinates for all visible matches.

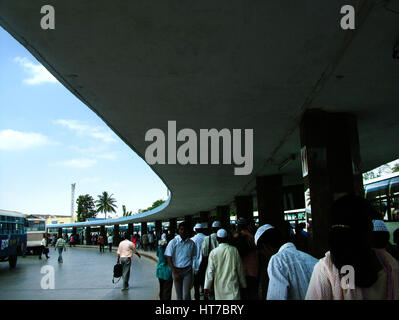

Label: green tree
[138,199,165,213]
[393,163,399,173]
[122,205,132,217]
[95,191,117,220]
[76,194,96,222]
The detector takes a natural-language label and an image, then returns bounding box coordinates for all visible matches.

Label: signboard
[301,146,308,178]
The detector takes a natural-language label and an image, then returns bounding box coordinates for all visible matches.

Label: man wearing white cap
[191,222,207,300]
[201,221,221,259]
[165,222,197,300]
[372,220,390,249]
[255,224,317,300]
[200,221,221,299]
[204,229,247,300]
[372,219,399,260]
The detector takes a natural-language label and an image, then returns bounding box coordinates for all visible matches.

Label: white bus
[26,217,46,255]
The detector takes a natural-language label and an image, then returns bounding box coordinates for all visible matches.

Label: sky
[1,25,398,219]
[0,26,167,218]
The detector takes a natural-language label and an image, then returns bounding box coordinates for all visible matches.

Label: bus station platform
[0,247,160,300]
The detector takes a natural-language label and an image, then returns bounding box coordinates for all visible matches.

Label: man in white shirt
[148,232,154,251]
[201,221,221,258]
[117,233,141,291]
[200,220,221,300]
[165,222,196,300]
[39,234,50,260]
[255,224,317,300]
[108,234,113,252]
[204,229,247,300]
[191,222,207,300]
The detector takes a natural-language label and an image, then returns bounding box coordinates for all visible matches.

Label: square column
[100,225,106,238]
[155,220,162,239]
[200,211,210,234]
[256,175,284,228]
[283,184,305,211]
[235,196,254,224]
[85,227,91,245]
[128,223,133,236]
[113,225,120,245]
[141,222,148,235]
[169,218,177,236]
[184,215,193,237]
[300,109,364,258]
[216,205,230,231]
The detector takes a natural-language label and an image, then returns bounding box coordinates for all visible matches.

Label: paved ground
[0,247,159,300]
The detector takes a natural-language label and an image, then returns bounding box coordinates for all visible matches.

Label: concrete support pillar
[184,215,193,237]
[169,218,177,236]
[283,184,305,211]
[128,223,133,236]
[199,211,210,234]
[141,222,148,235]
[235,196,254,224]
[100,225,106,238]
[113,224,120,245]
[85,227,91,245]
[155,220,162,239]
[256,175,285,229]
[216,205,230,231]
[300,109,364,258]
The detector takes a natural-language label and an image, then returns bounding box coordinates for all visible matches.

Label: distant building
[27,214,73,226]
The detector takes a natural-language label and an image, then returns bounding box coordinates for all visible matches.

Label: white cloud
[0,129,54,151]
[53,158,97,168]
[68,145,118,160]
[14,57,58,85]
[54,119,117,143]
[99,153,117,160]
[80,177,101,184]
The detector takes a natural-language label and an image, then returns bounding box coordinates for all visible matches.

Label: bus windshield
[27,220,45,232]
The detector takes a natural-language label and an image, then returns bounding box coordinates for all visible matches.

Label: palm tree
[122,205,132,217]
[95,191,117,220]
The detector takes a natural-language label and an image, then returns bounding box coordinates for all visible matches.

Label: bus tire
[9,255,17,268]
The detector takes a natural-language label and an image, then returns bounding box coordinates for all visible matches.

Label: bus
[284,208,307,229]
[0,209,27,268]
[26,216,46,255]
[364,172,399,221]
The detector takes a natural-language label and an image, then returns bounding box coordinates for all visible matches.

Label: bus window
[27,220,46,232]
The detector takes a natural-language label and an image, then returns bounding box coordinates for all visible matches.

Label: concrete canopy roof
[1,1,399,225]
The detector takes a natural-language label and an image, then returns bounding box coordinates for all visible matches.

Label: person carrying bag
[113,262,123,283]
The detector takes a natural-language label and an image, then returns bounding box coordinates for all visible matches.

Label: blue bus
[364,172,399,221]
[0,210,27,268]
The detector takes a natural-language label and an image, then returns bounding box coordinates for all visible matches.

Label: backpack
[112,263,123,283]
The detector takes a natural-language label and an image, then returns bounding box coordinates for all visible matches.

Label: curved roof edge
[46,196,171,230]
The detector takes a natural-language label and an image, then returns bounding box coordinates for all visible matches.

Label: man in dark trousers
[165,222,196,300]
[117,233,141,291]
[232,217,259,300]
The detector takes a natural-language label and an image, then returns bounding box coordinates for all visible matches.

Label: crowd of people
[154,195,399,300]
[36,194,399,300]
